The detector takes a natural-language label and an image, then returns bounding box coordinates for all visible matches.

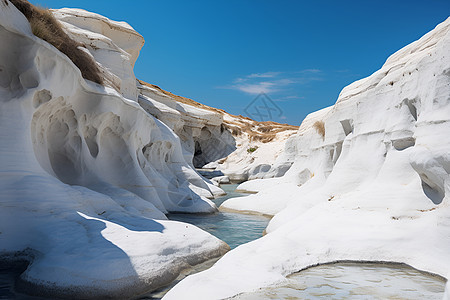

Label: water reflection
[234,262,446,299]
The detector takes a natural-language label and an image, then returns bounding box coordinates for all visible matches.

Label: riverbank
[168,184,270,250]
[142,184,271,299]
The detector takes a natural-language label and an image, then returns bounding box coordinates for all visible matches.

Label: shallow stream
[149,185,447,299]
[234,262,446,299]
[167,184,270,249]
[1,184,447,299]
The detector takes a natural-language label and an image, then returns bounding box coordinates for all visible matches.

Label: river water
[167,184,270,249]
[143,184,271,299]
[234,262,446,299]
[1,184,447,299]
[151,184,447,299]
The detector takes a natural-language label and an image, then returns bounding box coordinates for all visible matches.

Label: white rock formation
[217,115,297,182]
[212,175,230,184]
[135,80,298,183]
[52,9,298,184]
[0,2,229,298]
[52,8,145,101]
[137,82,236,170]
[165,17,450,299]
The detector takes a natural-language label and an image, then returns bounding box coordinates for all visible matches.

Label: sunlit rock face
[51,9,290,178]
[0,2,229,298]
[135,80,298,181]
[165,17,450,300]
[52,8,145,101]
[137,82,237,169]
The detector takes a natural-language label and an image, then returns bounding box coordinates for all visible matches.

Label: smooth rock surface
[165,17,450,300]
[0,2,228,298]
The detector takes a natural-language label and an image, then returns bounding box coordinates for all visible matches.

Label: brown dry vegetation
[257,125,273,133]
[313,120,325,138]
[139,80,229,115]
[139,80,298,143]
[229,126,242,136]
[10,0,103,84]
[249,132,276,143]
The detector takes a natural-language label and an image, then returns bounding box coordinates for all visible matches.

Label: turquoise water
[0,184,269,300]
[143,184,270,299]
[167,185,446,299]
[167,184,270,249]
[2,185,446,299]
[234,262,446,299]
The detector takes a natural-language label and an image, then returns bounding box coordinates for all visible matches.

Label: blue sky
[30,0,450,125]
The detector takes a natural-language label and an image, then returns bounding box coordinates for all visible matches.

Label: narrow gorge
[1,1,449,299]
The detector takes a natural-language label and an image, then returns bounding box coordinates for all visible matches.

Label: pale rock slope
[52,8,236,180]
[136,80,298,183]
[0,2,229,298]
[51,8,227,200]
[165,17,450,299]
[137,82,235,169]
[215,115,298,183]
[53,8,298,187]
[52,8,145,101]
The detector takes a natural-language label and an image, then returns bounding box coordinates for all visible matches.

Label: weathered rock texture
[165,17,450,300]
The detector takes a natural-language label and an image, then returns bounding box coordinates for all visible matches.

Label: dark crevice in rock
[340,119,353,136]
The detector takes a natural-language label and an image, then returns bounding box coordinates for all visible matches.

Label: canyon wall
[166,17,450,299]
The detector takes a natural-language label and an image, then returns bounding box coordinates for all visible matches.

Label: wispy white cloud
[236,81,278,94]
[229,79,296,95]
[220,69,323,95]
[233,72,281,84]
[247,71,282,79]
[273,95,305,102]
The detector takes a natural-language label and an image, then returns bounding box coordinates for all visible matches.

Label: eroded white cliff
[137,82,236,170]
[135,80,298,184]
[0,2,229,298]
[52,8,144,101]
[165,17,450,299]
[51,8,297,186]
